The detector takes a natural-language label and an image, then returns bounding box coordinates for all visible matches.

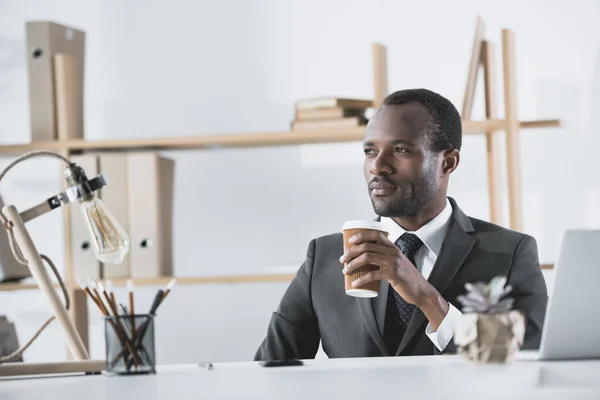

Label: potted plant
[453,276,525,363]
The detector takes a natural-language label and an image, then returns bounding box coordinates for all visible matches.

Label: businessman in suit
[255,88,548,360]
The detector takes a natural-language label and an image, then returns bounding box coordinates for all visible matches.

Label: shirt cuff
[425,302,463,351]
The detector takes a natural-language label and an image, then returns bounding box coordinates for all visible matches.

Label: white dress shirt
[378,198,462,351]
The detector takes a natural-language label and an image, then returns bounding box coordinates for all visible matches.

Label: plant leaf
[488,276,509,305]
[464,283,486,302]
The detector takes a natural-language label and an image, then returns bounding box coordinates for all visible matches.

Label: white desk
[1,356,599,399]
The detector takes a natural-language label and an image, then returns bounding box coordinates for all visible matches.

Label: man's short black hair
[382,88,462,152]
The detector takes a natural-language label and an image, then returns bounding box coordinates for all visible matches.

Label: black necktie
[383,232,423,355]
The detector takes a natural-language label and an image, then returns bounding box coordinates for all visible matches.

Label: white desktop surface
[1,355,600,399]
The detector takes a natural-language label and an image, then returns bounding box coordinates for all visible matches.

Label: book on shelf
[295,107,366,120]
[291,116,367,131]
[295,97,373,110]
[291,96,372,131]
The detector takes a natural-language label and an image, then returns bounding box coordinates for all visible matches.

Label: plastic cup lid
[342,220,387,232]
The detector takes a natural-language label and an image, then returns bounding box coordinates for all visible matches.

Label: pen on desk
[198,362,213,370]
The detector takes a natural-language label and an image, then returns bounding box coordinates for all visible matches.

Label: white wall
[0,0,599,364]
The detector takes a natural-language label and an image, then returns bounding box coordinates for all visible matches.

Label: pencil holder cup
[104,314,156,375]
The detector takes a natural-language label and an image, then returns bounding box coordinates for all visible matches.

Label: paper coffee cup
[342,220,388,298]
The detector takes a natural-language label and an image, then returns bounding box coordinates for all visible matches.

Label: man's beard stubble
[369,160,438,218]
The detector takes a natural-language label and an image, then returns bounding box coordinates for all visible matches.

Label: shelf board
[0,274,297,291]
[0,141,67,156]
[0,118,560,156]
[0,281,40,291]
[66,127,369,152]
[99,273,298,287]
[65,120,512,152]
[0,264,555,291]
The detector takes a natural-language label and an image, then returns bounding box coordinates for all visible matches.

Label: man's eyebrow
[363,140,414,146]
[390,139,414,145]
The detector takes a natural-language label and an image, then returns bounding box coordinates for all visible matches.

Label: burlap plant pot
[454,310,525,363]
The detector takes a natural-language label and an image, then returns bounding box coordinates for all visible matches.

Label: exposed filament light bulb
[65,163,130,264]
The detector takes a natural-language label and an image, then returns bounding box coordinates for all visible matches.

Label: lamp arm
[0,252,70,363]
[19,173,108,223]
[0,150,71,227]
[0,150,90,363]
[1,205,89,360]
[0,151,71,265]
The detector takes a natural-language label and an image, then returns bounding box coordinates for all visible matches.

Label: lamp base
[0,359,105,378]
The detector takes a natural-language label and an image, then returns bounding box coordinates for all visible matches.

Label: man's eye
[364,149,376,155]
[394,147,409,153]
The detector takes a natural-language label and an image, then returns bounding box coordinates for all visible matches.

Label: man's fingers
[351,269,385,288]
[339,242,398,264]
[342,252,391,275]
[347,230,391,246]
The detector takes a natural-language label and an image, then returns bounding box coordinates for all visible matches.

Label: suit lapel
[357,296,388,355]
[396,198,476,355]
[354,216,388,355]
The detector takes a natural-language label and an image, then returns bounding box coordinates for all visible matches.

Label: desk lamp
[0,150,130,376]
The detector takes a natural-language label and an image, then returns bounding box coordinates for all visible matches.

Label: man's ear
[441,149,460,175]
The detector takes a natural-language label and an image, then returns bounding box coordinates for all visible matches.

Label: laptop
[517,230,600,361]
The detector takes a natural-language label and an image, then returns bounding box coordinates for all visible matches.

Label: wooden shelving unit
[0,25,561,358]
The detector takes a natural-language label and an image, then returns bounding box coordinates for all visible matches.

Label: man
[255,88,548,360]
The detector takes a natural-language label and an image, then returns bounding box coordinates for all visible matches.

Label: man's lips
[369,182,397,196]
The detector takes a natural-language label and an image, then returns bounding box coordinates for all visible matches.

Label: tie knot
[395,233,423,260]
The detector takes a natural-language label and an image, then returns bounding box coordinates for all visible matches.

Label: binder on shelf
[69,155,100,280]
[54,53,83,140]
[0,195,31,282]
[98,153,130,279]
[25,21,85,142]
[127,152,175,278]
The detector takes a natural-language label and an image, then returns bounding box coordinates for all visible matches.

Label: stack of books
[291,97,374,131]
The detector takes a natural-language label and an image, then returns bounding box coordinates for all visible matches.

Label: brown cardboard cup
[342,220,388,298]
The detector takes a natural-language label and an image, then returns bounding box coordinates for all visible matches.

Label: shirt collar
[380,198,453,257]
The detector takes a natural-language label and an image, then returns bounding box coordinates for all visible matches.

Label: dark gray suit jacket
[255,198,548,360]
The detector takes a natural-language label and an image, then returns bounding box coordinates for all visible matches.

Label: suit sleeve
[254,239,321,361]
[436,234,548,356]
[506,235,549,349]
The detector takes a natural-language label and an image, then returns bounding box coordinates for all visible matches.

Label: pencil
[87,279,109,316]
[98,281,141,366]
[127,279,136,344]
[77,279,103,314]
[80,280,139,368]
[98,282,117,316]
[159,278,176,305]
[106,280,117,311]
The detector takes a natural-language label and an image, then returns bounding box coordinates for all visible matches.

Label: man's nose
[370,152,394,176]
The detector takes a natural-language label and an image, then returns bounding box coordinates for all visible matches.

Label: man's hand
[340,230,430,306]
[339,230,449,330]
